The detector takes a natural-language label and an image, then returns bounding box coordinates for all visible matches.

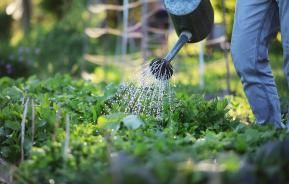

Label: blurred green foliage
[0,12,12,39]
[40,0,72,18]
[0,0,238,78]
[0,0,87,78]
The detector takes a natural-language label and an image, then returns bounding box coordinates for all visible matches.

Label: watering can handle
[164,31,192,63]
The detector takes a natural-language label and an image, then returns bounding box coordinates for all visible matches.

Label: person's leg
[231,0,285,128]
[276,0,289,128]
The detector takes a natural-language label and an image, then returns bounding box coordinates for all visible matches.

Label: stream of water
[107,62,175,120]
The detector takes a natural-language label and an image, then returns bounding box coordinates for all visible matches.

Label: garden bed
[0,75,288,184]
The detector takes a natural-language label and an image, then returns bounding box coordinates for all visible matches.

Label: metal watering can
[150,0,214,80]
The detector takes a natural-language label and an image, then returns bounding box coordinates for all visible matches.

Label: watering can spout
[164,31,192,62]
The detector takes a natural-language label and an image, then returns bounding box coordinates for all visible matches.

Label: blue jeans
[231,0,289,128]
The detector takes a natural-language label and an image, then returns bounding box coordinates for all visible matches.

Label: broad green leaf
[219,153,241,171]
[0,127,5,136]
[97,113,126,131]
[122,115,143,130]
[4,120,20,131]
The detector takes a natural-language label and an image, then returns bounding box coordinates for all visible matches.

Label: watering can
[164,0,214,43]
[150,0,214,80]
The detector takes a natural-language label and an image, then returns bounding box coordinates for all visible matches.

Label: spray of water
[106,62,175,120]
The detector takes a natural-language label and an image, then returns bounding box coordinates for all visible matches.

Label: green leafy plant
[0,75,288,184]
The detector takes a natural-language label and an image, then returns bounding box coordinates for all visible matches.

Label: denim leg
[276,0,289,128]
[231,0,285,128]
